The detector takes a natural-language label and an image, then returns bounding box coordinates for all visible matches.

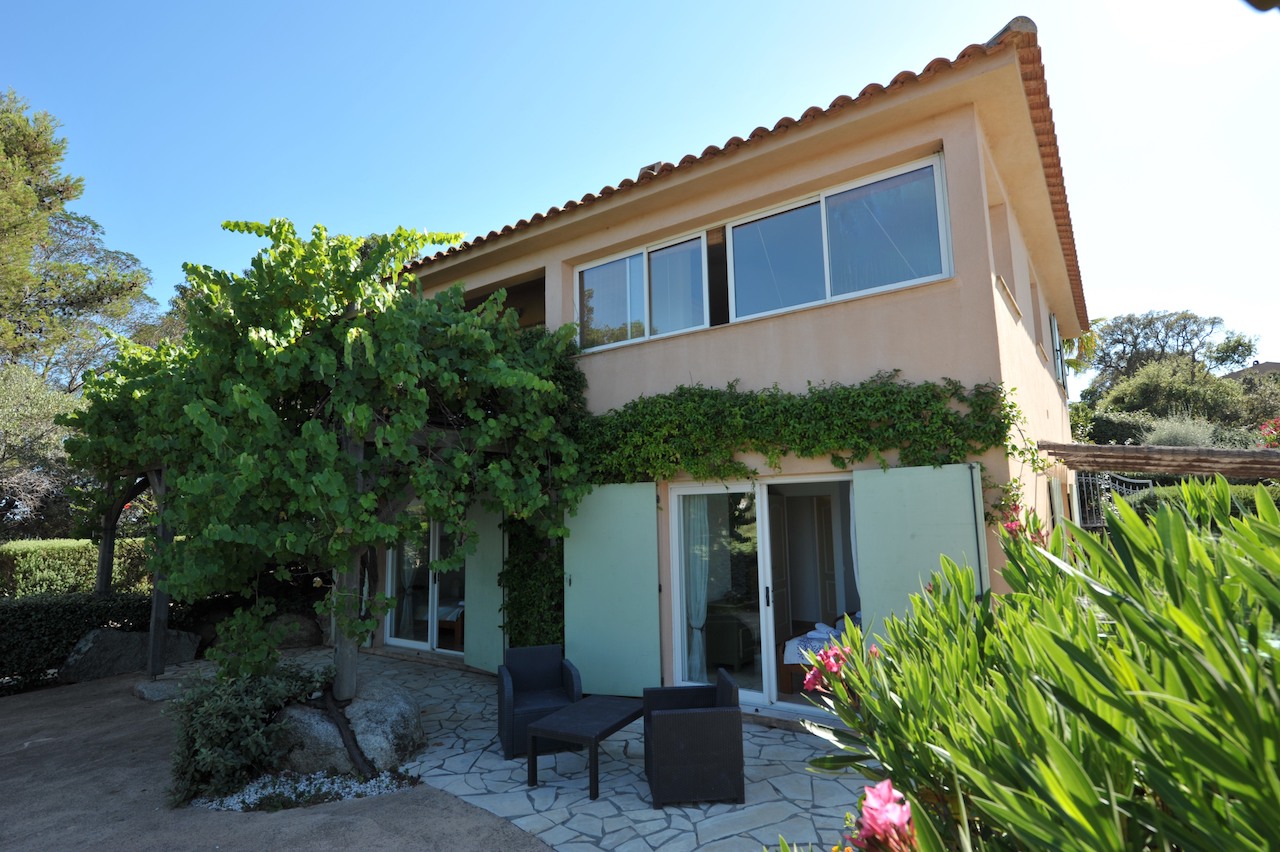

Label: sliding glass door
[673,477,860,708]
[386,522,464,654]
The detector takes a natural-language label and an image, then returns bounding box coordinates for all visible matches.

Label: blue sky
[5,1,1278,370]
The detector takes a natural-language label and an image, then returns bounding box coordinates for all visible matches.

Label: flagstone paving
[162,648,870,850]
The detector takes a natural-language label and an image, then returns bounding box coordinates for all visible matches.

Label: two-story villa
[375,16,1087,721]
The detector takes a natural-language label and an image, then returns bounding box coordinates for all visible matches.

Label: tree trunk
[332,548,363,702]
[145,468,172,678]
[94,476,149,598]
[333,432,365,702]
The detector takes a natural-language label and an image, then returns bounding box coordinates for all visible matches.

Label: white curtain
[683,494,710,683]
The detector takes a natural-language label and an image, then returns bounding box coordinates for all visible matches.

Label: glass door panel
[432,531,464,653]
[388,534,431,645]
[679,490,762,692]
[386,522,464,653]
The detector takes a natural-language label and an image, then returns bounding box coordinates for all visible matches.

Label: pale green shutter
[851,463,987,643]
[462,503,505,673]
[564,483,661,696]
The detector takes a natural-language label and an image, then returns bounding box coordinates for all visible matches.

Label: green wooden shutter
[462,503,505,673]
[564,483,661,696]
[851,463,987,643]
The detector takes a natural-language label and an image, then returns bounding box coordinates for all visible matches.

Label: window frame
[727,154,952,323]
[575,232,710,353]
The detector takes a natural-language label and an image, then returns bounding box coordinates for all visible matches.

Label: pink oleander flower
[818,646,845,673]
[803,666,825,691]
[868,644,881,660]
[851,779,917,851]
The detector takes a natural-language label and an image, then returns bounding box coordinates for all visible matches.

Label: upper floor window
[579,236,707,350]
[730,157,950,320]
[826,163,945,296]
[730,202,825,317]
[577,154,950,349]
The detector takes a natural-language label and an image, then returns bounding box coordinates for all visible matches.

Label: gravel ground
[0,673,552,851]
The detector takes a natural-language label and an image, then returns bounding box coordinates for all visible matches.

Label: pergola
[1038,442,1280,478]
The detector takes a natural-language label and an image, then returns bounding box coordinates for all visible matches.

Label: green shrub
[805,478,1280,850]
[168,664,330,805]
[1086,410,1153,445]
[1124,482,1280,520]
[0,538,152,597]
[1143,413,1216,447]
[0,592,154,695]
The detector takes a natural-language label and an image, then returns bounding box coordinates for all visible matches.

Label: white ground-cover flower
[191,770,412,811]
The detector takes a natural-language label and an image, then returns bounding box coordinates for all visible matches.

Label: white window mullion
[819,195,834,301]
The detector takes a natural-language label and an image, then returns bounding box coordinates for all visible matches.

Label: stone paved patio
[161,647,869,851]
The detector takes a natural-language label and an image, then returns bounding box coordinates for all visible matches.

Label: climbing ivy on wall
[579,372,1015,484]
[498,518,566,648]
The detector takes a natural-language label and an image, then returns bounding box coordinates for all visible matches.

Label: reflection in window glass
[731,203,824,318]
[433,533,464,652]
[580,254,644,348]
[826,165,942,295]
[389,536,430,644]
[680,491,761,691]
[649,239,704,335]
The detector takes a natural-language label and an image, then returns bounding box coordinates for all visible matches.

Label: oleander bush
[804,477,1280,851]
[168,663,331,805]
[0,537,152,597]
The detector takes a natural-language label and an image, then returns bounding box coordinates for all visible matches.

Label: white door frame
[669,473,854,716]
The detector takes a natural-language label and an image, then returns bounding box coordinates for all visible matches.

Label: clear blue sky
[5,0,1278,369]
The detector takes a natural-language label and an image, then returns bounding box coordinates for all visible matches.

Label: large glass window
[826,164,943,295]
[579,254,644,349]
[580,156,950,343]
[648,238,704,336]
[729,156,950,320]
[730,203,825,318]
[578,237,707,350]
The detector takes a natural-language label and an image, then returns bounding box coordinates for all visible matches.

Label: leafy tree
[0,89,83,338]
[18,212,155,391]
[0,364,82,538]
[1,92,152,370]
[1099,356,1246,425]
[1236,371,1280,428]
[66,219,591,697]
[1081,310,1255,404]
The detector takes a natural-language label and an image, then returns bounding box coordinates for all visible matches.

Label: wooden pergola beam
[1038,442,1280,478]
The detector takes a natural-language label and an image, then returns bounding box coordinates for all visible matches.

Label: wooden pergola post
[145,467,173,678]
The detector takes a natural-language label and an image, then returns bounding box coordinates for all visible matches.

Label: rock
[132,679,188,702]
[57,628,200,684]
[278,680,423,775]
[279,705,355,775]
[345,680,424,771]
[271,612,323,649]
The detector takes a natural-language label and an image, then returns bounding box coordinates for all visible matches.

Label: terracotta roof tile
[409,17,1087,329]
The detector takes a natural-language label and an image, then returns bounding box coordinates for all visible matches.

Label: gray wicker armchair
[497,644,583,760]
[643,667,745,808]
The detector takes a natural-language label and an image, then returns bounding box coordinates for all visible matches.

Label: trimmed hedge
[1124,483,1280,520]
[0,538,152,597]
[1086,410,1153,445]
[0,592,168,695]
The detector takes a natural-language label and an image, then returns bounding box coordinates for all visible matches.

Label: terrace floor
[160,647,871,851]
